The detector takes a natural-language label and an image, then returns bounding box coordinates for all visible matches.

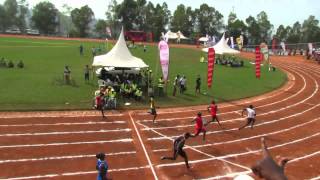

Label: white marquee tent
[92,28,148,68]
[164,30,178,39]
[177,31,188,39]
[202,33,240,54]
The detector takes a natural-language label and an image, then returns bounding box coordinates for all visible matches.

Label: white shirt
[246,108,256,118]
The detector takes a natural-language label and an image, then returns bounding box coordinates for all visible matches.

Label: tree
[227,12,246,39]
[275,25,288,41]
[0,5,7,32]
[71,5,94,37]
[16,0,29,33]
[171,4,187,32]
[105,0,121,38]
[300,15,320,43]
[3,0,18,28]
[194,4,224,36]
[59,4,73,37]
[95,19,107,38]
[115,0,137,30]
[256,11,273,42]
[246,15,260,45]
[286,22,301,43]
[32,1,58,34]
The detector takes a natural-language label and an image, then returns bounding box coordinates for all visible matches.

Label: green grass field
[0,37,287,111]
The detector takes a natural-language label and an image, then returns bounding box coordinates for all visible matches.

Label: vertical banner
[230,37,234,48]
[207,48,215,88]
[308,43,313,55]
[255,46,262,79]
[158,40,170,81]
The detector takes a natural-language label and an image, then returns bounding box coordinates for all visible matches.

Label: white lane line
[0,128,131,137]
[2,165,150,180]
[0,121,126,127]
[0,151,136,164]
[156,132,320,168]
[153,115,320,151]
[137,122,251,171]
[0,139,132,149]
[143,66,317,132]
[310,176,320,180]
[128,112,158,180]
[136,69,295,116]
[0,113,124,119]
[194,171,252,180]
[138,66,305,124]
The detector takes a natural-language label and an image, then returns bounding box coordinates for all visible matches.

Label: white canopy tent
[164,30,178,39]
[177,31,188,39]
[92,28,148,68]
[198,37,208,42]
[202,33,240,54]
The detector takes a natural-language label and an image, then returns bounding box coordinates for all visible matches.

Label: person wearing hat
[239,105,256,130]
[96,152,108,180]
[161,132,191,169]
[190,112,206,141]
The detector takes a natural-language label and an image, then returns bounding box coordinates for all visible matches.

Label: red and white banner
[207,48,215,88]
[255,46,262,79]
[158,40,170,81]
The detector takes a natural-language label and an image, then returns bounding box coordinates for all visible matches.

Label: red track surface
[0,41,319,179]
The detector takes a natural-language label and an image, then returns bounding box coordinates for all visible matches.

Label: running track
[0,54,319,180]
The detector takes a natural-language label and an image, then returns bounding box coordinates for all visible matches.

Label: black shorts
[150,108,157,115]
[247,118,255,122]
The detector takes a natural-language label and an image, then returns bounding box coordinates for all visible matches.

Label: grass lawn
[0,37,287,111]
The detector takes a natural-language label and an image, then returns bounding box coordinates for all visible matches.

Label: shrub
[0,58,6,67]
[7,60,14,68]
[17,60,24,68]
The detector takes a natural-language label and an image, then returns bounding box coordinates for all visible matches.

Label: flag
[207,48,215,88]
[255,46,262,79]
[308,43,313,55]
[230,37,234,49]
[158,40,170,81]
[106,27,112,37]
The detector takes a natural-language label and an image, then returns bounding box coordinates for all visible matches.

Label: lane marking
[156,132,320,168]
[0,112,124,119]
[0,128,131,137]
[2,165,150,180]
[128,112,158,180]
[0,151,136,164]
[0,139,133,149]
[0,121,126,127]
[137,122,250,171]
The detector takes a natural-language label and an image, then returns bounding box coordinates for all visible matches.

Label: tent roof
[165,30,178,39]
[177,31,188,39]
[202,33,240,54]
[92,28,148,68]
[198,37,208,42]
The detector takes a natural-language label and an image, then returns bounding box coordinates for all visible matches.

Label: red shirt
[195,116,203,129]
[96,96,104,106]
[210,104,217,116]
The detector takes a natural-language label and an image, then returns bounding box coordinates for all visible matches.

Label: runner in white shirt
[239,105,256,130]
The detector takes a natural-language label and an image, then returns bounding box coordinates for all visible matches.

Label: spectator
[180,76,187,94]
[100,67,107,80]
[173,74,180,96]
[84,65,90,83]
[92,46,96,57]
[195,75,201,94]
[64,66,71,84]
[143,44,147,52]
[157,76,165,96]
[79,44,84,56]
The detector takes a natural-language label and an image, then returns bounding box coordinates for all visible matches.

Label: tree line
[1,0,319,44]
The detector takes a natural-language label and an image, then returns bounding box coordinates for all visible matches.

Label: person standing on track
[191,112,206,141]
[239,105,256,130]
[148,95,157,123]
[161,132,191,169]
[96,152,108,180]
[207,100,222,127]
